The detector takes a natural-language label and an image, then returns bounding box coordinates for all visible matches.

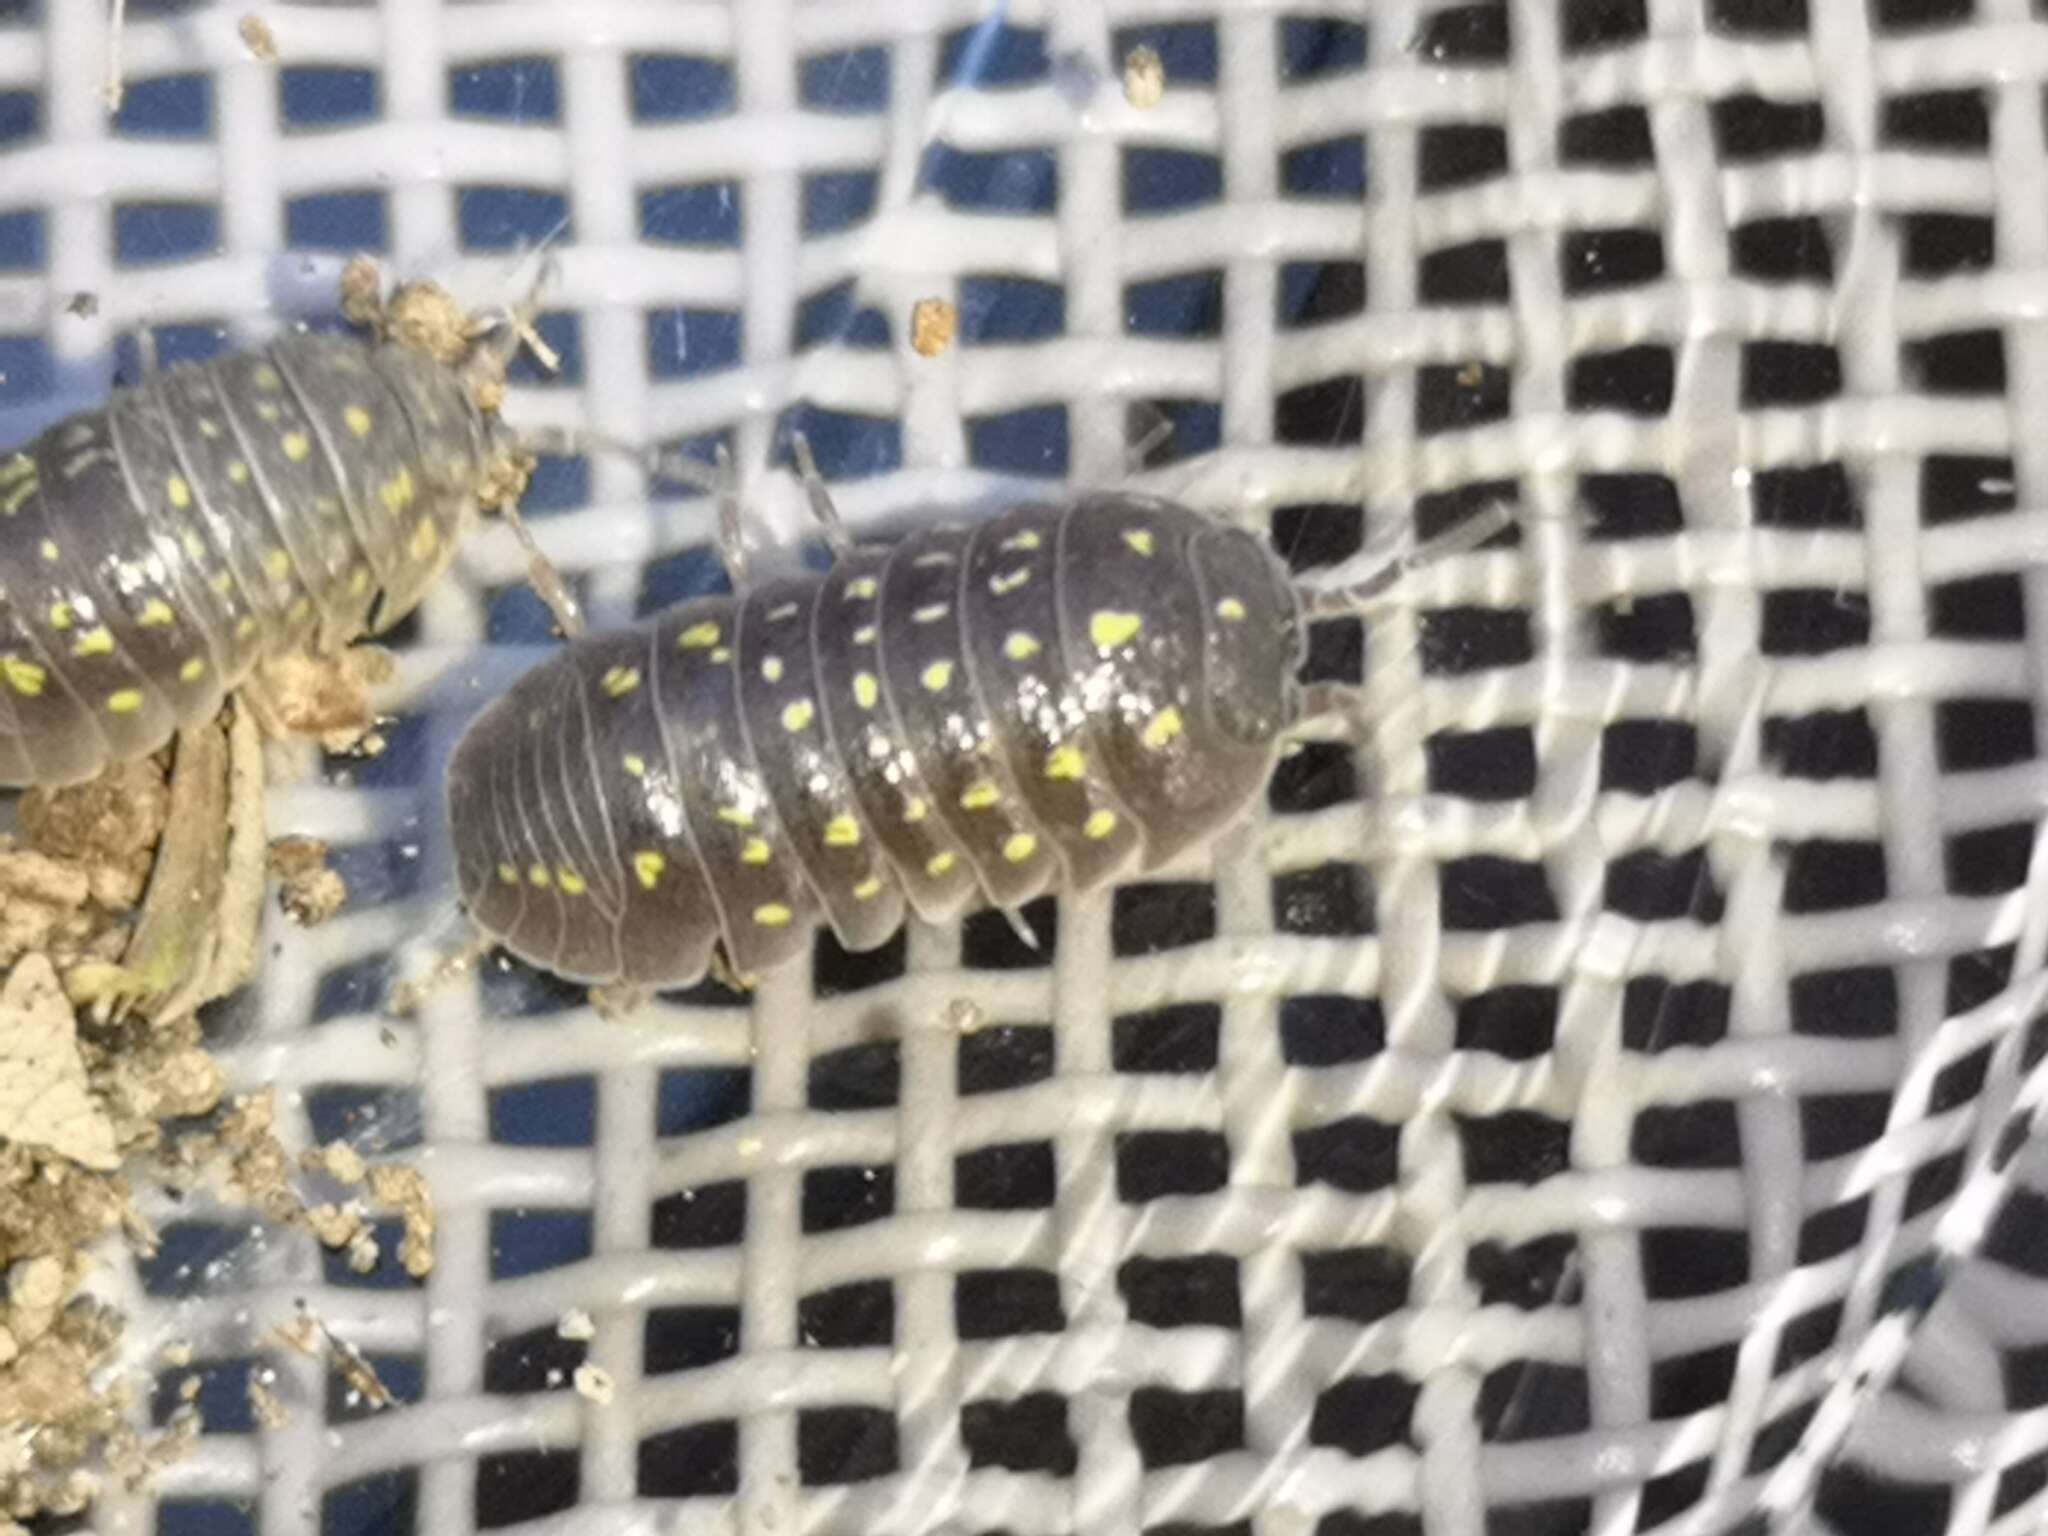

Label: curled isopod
[0,269,569,790]
[446,460,1509,992]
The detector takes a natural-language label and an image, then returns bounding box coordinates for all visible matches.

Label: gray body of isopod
[446,491,1305,988]
[0,332,497,788]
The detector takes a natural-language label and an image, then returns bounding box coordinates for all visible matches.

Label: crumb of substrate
[1456,360,1485,387]
[246,1374,289,1430]
[64,293,97,319]
[344,1230,379,1275]
[159,1339,194,1368]
[572,1364,614,1405]
[339,255,384,332]
[367,1163,435,1278]
[910,297,957,358]
[556,1308,595,1342]
[303,1201,367,1250]
[946,998,986,1036]
[19,755,170,914]
[238,13,278,60]
[385,281,473,369]
[250,649,395,757]
[302,1139,366,1187]
[1123,43,1166,108]
[0,955,120,1172]
[268,837,346,927]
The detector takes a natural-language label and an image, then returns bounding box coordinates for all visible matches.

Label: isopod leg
[711,443,748,588]
[1295,500,1516,618]
[1125,402,1175,474]
[494,499,586,639]
[789,431,853,558]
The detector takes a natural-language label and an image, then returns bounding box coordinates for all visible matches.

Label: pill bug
[447,478,1502,990]
[0,311,535,790]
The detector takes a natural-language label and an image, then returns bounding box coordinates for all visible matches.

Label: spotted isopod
[0,277,568,789]
[447,457,1509,991]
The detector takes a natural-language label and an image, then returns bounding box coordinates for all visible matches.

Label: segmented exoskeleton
[0,320,537,789]
[447,474,1498,991]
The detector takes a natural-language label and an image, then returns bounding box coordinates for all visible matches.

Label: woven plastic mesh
[7,1,2048,1534]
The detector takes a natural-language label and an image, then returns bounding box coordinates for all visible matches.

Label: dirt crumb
[303,1139,366,1186]
[64,293,97,320]
[910,297,957,358]
[385,281,473,370]
[368,1164,435,1278]
[248,649,395,757]
[269,837,346,927]
[557,1307,595,1342]
[238,13,278,61]
[573,1364,614,1405]
[1123,43,1166,107]
[947,998,986,1036]
[246,1374,288,1430]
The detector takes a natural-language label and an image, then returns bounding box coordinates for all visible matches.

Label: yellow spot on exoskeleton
[179,656,206,682]
[197,418,222,440]
[264,548,291,582]
[73,627,113,657]
[1091,610,1143,652]
[754,902,793,927]
[1004,631,1041,661]
[960,779,1000,810]
[999,529,1042,552]
[1,478,36,517]
[710,646,732,662]
[678,620,720,649]
[852,875,883,901]
[557,867,588,896]
[913,602,949,624]
[410,519,439,560]
[167,475,192,509]
[315,496,342,518]
[47,601,72,630]
[741,837,771,865]
[926,851,956,877]
[236,615,259,640]
[904,796,929,823]
[528,864,551,888]
[1,656,45,696]
[634,850,666,889]
[990,568,1030,595]
[38,540,58,563]
[717,805,754,829]
[760,656,785,684]
[601,666,641,697]
[380,469,416,512]
[106,689,142,715]
[255,401,281,423]
[140,599,174,627]
[0,452,30,485]
[215,572,236,596]
[623,754,647,777]
[782,699,815,732]
[846,576,878,600]
[344,406,373,438]
[1003,832,1037,863]
[497,862,519,886]
[1123,528,1156,556]
[253,364,282,391]
[1085,809,1118,839]
[349,568,370,595]
[823,815,861,847]
[853,672,879,710]
[921,659,953,692]
[181,531,206,561]
[1045,744,1085,780]
[1216,596,1247,622]
[288,598,313,626]
[282,431,311,462]
[853,625,877,645]
[1142,704,1185,748]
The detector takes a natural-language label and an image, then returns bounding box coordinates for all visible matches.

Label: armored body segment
[0,492,99,785]
[13,438,172,764]
[960,501,1144,894]
[811,549,976,925]
[736,577,905,954]
[573,626,723,989]
[651,599,819,979]
[875,526,1057,909]
[1190,523,1304,746]
[526,662,627,984]
[1055,493,1278,869]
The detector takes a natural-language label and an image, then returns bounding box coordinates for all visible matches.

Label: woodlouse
[0,279,559,790]
[447,466,1506,991]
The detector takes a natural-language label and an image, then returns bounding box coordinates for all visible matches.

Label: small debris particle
[0,955,119,1171]
[572,1364,614,1405]
[344,1229,380,1274]
[247,648,395,757]
[1123,43,1166,108]
[246,1375,289,1429]
[556,1308,595,1342]
[910,297,957,358]
[340,255,385,332]
[238,13,278,60]
[269,837,346,927]
[946,998,986,1036]
[367,1163,435,1277]
[1456,360,1485,388]
[160,1340,194,1368]
[304,1139,366,1186]
[65,293,98,319]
